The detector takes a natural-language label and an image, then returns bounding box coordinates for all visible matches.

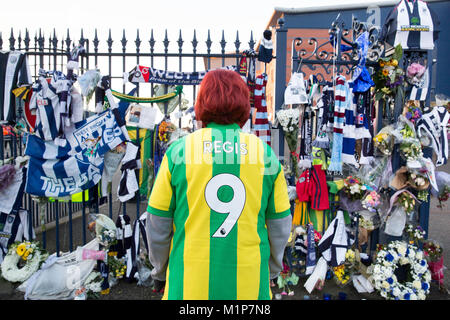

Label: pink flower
[407,63,425,78]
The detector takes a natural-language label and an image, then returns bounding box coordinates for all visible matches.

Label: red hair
[195,69,250,128]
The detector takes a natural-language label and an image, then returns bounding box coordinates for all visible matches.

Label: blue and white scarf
[126,65,237,85]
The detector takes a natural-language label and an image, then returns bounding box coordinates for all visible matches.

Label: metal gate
[0,27,257,254]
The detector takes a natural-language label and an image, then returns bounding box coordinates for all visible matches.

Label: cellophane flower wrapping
[276,108,300,177]
[333,249,358,287]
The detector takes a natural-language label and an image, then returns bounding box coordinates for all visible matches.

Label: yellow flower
[379,60,385,67]
[101,288,110,295]
[391,59,398,67]
[16,244,26,256]
[382,68,389,76]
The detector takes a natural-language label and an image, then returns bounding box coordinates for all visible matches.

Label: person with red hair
[146,68,292,300]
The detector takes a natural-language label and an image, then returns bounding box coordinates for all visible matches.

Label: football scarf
[253,73,271,146]
[126,65,237,85]
[328,76,349,173]
[305,223,316,275]
[416,106,449,167]
[0,51,32,122]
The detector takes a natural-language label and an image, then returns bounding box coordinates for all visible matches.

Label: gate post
[274,18,287,163]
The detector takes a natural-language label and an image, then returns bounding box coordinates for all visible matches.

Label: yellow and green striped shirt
[147,122,291,300]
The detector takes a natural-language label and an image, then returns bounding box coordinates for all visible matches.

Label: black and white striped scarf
[117,142,141,202]
[114,214,134,280]
[416,106,449,167]
[127,213,150,281]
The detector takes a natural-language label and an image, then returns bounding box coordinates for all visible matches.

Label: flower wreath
[1,241,48,283]
[370,241,431,300]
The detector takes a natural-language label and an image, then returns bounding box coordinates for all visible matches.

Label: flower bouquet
[107,255,127,280]
[373,126,394,156]
[276,262,299,296]
[332,249,357,287]
[399,141,423,168]
[397,191,417,215]
[373,45,405,103]
[404,101,423,125]
[404,223,426,245]
[88,214,117,249]
[361,191,381,213]
[343,176,367,201]
[158,120,177,143]
[276,108,300,177]
[422,239,444,287]
[406,62,426,87]
[407,171,430,191]
[437,185,450,209]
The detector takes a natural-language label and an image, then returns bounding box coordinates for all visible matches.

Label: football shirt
[148,122,290,300]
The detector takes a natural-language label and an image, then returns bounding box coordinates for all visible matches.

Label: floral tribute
[276,108,300,177]
[369,241,431,300]
[361,191,381,213]
[422,240,445,288]
[404,101,423,124]
[342,176,367,201]
[1,241,48,283]
[333,249,357,287]
[158,120,177,143]
[374,45,405,102]
[405,223,426,245]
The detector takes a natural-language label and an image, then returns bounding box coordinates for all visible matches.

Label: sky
[0,0,396,52]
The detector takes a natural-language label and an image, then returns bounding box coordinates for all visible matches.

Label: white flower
[400,257,409,265]
[412,280,421,290]
[398,245,407,256]
[416,177,425,186]
[418,292,426,300]
[382,281,390,289]
[392,287,401,297]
